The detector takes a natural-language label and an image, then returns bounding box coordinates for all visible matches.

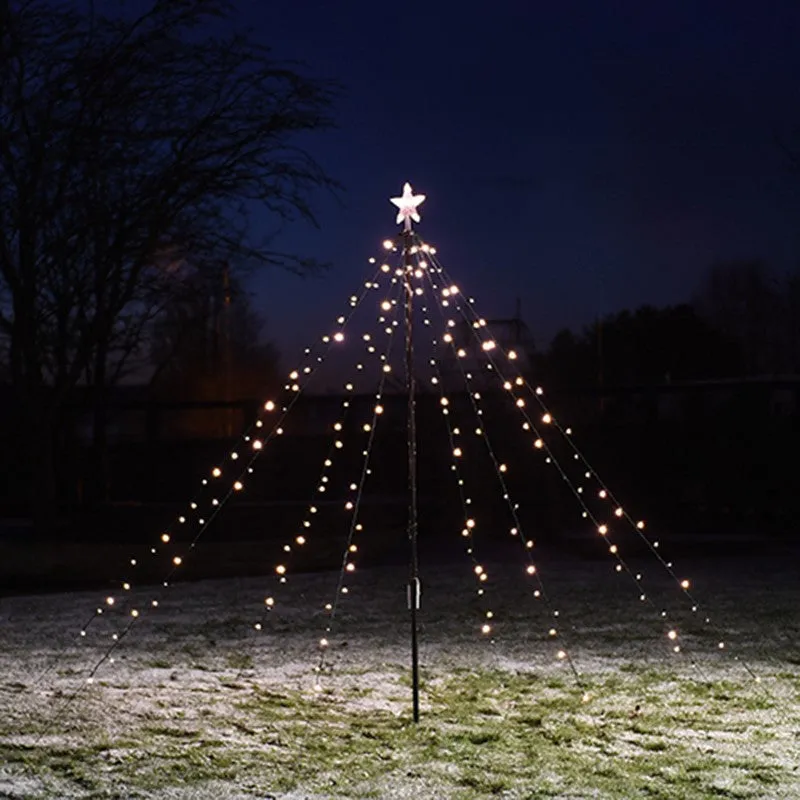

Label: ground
[0,547,798,799]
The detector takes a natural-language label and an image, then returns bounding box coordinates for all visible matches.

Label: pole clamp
[407,577,421,610]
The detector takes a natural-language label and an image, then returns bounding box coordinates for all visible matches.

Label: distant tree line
[534,261,800,390]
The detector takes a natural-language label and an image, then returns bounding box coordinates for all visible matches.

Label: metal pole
[222,262,233,437]
[402,228,421,723]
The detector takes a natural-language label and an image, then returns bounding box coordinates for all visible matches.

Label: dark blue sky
[237,0,800,354]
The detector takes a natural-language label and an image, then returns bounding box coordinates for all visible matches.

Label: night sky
[237,1,800,356]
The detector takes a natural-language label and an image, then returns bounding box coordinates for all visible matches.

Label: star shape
[390,182,426,229]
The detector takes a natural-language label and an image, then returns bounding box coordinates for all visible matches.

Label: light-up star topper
[390,182,426,231]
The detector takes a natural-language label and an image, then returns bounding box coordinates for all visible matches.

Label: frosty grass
[0,551,798,799]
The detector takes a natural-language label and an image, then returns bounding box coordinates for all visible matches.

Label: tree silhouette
[541,304,742,389]
[694,261,800,376]
[0,0,336,523]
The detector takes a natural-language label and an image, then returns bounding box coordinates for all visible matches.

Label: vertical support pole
[222,262,233,437]
[402,228,421,723]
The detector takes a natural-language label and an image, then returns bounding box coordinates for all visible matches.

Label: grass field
[0,548,798,799]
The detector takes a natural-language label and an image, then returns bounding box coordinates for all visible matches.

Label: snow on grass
[0,550,798,798]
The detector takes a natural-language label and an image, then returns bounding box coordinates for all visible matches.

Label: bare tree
[0,0,336,523]
[694,261,787,376]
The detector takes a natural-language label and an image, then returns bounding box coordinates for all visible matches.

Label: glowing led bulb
[453,447,462,457]
[481,624,492,635]
[542,413,552,424]
[276,565,286,575]
[526,565,536,575]
[680,579,690,589]
[508,350,517,360]
[233,481,243,491]
[106,596,115,606]
[212,467,222,478]
[252,440,263,450]
[173,556,182,566]
[598,525,608,535]
[381,301,391,311]
[667,630,678,640]
[333,332,344,342]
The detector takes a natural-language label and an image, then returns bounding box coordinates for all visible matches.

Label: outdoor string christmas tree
[25,183,775,740]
